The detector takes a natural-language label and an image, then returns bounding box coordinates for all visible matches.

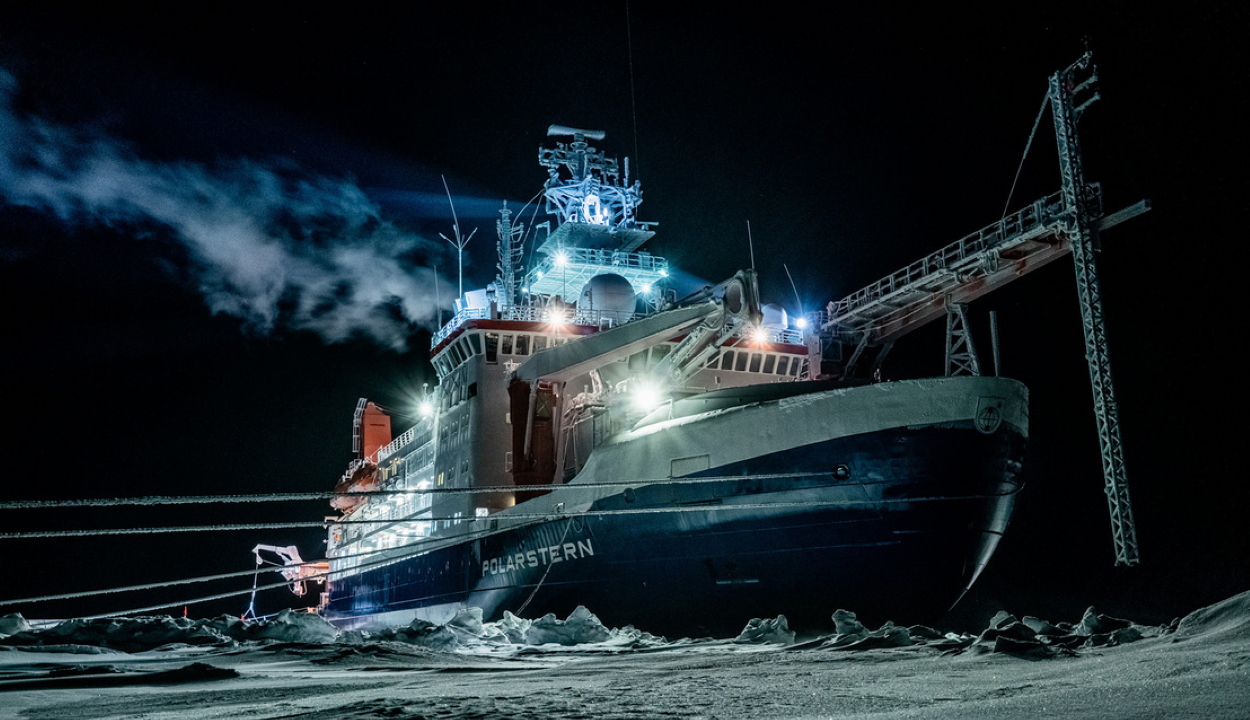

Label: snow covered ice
[2,595,1249,718]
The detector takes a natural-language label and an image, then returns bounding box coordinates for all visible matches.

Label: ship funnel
[548,125,606,140]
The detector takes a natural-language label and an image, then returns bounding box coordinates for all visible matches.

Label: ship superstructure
[326,124,814,581]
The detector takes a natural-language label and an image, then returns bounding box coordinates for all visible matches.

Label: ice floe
[5,593,1247,661]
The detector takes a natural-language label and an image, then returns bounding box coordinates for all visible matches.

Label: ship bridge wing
[514,301,717,384]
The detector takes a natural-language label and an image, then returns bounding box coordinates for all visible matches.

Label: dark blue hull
[324,420,1025,637]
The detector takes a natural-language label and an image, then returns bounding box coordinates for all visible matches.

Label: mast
[495,202,524,313]
[1049,52,1140,566]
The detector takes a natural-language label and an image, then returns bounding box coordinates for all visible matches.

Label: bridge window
[485,333,499,363]
[516,334,531,356]
[763,355,776,374]
[749,354,762,373]
[501,334,514,355]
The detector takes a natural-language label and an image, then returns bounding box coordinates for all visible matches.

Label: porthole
[832,464,851,480]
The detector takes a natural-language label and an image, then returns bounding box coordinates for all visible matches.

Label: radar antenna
[536,126,653,252]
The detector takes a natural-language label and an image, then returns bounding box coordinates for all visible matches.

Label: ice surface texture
[3,592,1249,719]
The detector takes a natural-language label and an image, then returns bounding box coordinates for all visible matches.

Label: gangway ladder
[1051,52,1140,566]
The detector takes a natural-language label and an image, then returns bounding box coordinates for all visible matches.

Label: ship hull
[324,376,1027,637]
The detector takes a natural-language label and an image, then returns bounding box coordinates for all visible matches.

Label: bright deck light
[418,399,435,417]
[631,379,666,413]
[795,317,809,330]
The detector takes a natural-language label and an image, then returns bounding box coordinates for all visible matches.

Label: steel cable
[0,472,838,510]
[0,488,1020,540]
[1,487,1021,615]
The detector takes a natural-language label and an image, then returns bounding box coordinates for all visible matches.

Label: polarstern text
[482,540,595,576]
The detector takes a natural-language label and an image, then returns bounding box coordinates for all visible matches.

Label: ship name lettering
[483,539,595,576]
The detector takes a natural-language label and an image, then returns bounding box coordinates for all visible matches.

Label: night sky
[0,4,1245,627]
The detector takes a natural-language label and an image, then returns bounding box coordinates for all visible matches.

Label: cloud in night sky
[0,68,450,350]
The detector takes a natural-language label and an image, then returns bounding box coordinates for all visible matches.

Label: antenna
[746,221,756,271]
[433,265,442,327]
[626,0,641,176]
[784,263,803,323]
[438,175,477,300]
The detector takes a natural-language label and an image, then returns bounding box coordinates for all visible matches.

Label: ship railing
[499,305,548,323]
[366,423,433,467]
[523,248,670,299]
[531,246,668,274]
[571,308,634,329]
[375,425,416,463]
[782,327,805,344]
[502,304,637,330]
[751,326,804,345]
[432,304,636,350]
[375,428,414,462]
[431,307,490,347]
[828,190,1070,324]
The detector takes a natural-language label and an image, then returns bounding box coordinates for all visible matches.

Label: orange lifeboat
[331,460,380,513]
[331,400,393,514]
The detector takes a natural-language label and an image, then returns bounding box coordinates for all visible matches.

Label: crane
[820,52,1146,566]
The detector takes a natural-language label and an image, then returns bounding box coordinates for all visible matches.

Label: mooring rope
[515,517,575,617]
[0,472,838,511]
[1,486,1022,616]
[0,488,1021,540]
[0,544,389,606]
[0,530,448,613]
